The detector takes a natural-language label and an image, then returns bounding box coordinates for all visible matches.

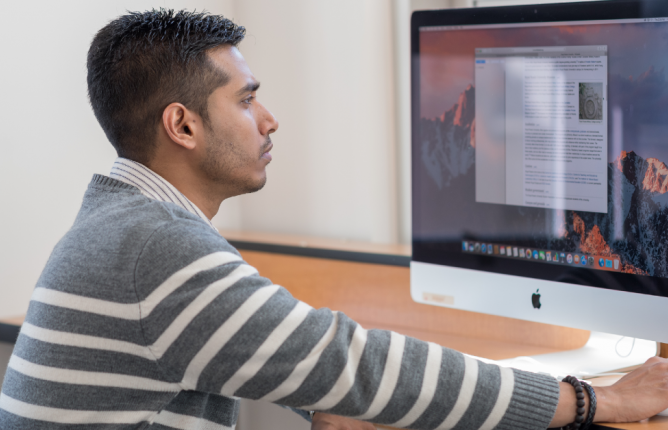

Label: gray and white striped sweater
[0,173,560,429]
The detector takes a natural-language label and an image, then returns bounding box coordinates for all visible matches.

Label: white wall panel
[0,0,234,318]
[214,0,399,245]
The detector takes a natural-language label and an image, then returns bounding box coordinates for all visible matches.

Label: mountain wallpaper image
[420,84,476,189]
[416,21,668,280]
[419,81,668,278]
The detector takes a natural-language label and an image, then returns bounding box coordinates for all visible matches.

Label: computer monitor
[410,0,668,345]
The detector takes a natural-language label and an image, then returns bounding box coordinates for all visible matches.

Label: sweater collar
[109,157,217,230]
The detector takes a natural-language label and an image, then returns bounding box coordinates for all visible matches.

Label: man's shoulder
[128,204,243,304]
[87,190,234,260]
[78,173,239,267]
[38,178,238,301]
[135,213,240,272]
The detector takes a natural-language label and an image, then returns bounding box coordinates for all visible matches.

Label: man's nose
[260,103,279,135]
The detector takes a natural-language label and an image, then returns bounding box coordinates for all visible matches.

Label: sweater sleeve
[134,219,560,430]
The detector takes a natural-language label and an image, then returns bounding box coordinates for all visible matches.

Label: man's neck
[145,159,225,220]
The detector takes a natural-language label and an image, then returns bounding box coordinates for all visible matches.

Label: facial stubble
[200,126,270,196]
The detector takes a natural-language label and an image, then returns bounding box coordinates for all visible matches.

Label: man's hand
[549,356,668,427]
[311,412,377,430]
[594,356,668,423]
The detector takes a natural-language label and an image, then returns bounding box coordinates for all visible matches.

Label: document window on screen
[475,45,609,213]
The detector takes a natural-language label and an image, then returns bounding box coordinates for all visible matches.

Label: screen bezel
[411,0,668,298]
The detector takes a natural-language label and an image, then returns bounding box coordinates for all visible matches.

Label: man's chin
[249,179,266,194]
[239,175,267,195]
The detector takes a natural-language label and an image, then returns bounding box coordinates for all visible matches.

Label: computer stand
[494,332,658,379]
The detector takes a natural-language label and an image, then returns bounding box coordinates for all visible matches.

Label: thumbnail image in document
[579,82,603,121]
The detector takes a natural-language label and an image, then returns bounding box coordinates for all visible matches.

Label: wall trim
[229,240,411,267]
[0,322,20,344]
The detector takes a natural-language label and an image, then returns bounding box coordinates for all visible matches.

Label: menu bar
[420,17,668,33]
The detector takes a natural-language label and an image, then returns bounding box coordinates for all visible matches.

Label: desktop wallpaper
[416,21,668,278]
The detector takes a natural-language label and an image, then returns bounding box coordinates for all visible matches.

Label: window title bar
[475,45,608,58]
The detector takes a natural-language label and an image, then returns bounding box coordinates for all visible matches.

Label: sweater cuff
[495,369,560,430]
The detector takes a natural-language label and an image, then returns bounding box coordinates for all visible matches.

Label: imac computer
[410,0,668,377]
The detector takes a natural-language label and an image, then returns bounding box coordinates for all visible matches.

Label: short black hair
[87,9,245,164]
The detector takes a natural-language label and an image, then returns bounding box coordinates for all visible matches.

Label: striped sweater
[0,172,560,429]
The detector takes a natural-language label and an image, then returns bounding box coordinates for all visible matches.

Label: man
[2,9,668,430]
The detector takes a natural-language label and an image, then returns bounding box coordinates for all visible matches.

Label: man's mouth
[261,141,273,162]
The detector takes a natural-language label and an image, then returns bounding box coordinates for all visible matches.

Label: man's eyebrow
[236,81,260,96]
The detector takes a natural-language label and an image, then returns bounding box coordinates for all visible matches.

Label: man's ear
[162,103,202,150]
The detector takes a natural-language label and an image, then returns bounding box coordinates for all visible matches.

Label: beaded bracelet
[562,375,587,430]
[582,381,597,429]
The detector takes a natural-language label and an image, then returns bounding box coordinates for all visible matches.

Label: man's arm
[309,357,668,429]
[134,220,561,429]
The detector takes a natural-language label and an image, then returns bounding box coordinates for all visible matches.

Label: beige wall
[0,0,234,318]
[214,0,400,245]
[214,0,470,245]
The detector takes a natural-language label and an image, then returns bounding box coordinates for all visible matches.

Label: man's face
[198,45,278,196]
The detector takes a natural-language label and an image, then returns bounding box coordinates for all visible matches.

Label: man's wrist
[591,386,616,423]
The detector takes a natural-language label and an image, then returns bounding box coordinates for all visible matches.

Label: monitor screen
[411,0,668,341]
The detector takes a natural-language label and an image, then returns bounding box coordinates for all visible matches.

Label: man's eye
[243,96,255,105]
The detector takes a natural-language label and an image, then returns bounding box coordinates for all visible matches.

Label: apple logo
[532,289,541,309]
